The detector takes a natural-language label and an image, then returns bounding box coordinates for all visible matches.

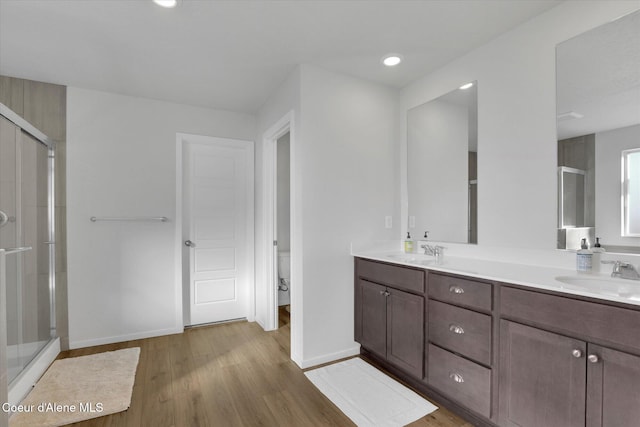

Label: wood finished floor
[47,306,472,427]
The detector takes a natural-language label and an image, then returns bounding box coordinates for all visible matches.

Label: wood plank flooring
[43,307,472,426]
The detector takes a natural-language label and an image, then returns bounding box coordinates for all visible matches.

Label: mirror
[556,10,640,253]
[407,81,478,244]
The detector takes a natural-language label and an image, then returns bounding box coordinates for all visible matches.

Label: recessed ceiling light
[153,0,179,8]
[459,82,474,90]
[382,55,403,67]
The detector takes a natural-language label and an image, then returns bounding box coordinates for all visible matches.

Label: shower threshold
[8,337,60,408]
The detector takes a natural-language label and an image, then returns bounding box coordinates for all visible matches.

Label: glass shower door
[0,115,54,384]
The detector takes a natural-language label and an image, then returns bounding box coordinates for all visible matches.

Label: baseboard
[299,344,361,369]
[69,326,183,350]
[8,338,60,406]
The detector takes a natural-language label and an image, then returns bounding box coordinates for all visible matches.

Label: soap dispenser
[576,238,593,273]
[404,232,414,253]
[592,237,605,273]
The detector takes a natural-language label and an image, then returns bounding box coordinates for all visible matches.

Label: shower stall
[1,104,58,409]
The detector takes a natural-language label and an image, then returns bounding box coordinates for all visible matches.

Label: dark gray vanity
[354,256,640,427]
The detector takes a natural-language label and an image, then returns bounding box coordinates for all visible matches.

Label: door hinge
[273,240,278,246]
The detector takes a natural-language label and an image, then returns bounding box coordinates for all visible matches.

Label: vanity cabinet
[585,344,640,427]
[499,321,586,427]
[354,256,640,427]
[355,259,425,378]
[356,280,388,357]
[499,286,640,427]
[426,273,494,419]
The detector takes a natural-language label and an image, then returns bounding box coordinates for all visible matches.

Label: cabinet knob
[572,349,583,358]
[588,354,600,363]
[379,290,385,295]
[449,324,465,335]
[449,372,464,383]
[379,290,390,297]
[449,285,465,294]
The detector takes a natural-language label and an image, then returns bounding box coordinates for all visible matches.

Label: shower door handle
[0,210,8,228]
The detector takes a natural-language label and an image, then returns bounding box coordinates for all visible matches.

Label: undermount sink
[555,275,640,299]
[385,253,435,265]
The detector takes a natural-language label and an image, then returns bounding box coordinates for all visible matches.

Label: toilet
[278,251,291,306]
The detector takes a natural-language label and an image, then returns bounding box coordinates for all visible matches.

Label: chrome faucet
[606,261,640,281]
[421,244,445,257]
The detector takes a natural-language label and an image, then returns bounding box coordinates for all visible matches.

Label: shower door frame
[0,102,58,406]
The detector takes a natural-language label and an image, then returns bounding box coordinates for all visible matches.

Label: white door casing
[260,111,303,365]
[181,135,254,326]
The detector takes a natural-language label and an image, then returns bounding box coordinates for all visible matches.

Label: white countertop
[353,250,640,307]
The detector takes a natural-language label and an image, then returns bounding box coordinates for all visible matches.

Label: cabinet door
[498,321,586,427]
[356,279,387,358]
[586,344,640,427]
[386,288,424,378]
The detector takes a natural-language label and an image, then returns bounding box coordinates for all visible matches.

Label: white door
[183,136,253,326]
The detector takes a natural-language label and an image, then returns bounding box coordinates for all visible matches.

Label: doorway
[262,111,301,366]
[276,132,291,329]
[178,133,254,327]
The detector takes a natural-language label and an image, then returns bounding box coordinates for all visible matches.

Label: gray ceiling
[0,0,563,113]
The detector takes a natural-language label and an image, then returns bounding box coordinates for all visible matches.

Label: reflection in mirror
[623,148,640,237]
[556,10,640,253]
[408,81,477,244]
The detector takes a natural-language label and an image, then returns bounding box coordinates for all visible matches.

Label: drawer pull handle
[449,372,464,383]
[449,324,465,335]
[449,285,465,294]
[572,349,583,358]
[588,354,600,364]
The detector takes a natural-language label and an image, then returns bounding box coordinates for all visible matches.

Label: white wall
[255,64,399,368]
[67,88,255,348]
[596,124,640,247]
[298,64,399,366]
[400,1,640,250]
[408,99,468,242]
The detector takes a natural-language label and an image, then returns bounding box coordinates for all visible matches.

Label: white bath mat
[9,347,140,427]
[305,357,437,426]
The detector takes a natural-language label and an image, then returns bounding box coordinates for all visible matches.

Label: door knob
[184,240,195,247]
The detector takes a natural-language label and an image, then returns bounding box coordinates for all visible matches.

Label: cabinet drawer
[501,286,640,353]
[356,258,425,294]
[429,273,492,311]
[428,344,491,418]
[429,300,492,366]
